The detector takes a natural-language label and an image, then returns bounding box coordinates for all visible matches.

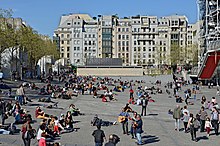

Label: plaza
[0,75,219,146]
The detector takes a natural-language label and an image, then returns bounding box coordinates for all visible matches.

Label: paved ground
[0,75,220,146]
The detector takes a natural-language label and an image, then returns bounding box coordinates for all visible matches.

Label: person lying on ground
[91,114,117,127]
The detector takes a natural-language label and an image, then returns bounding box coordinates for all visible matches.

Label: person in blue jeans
[136,114,143,145]
[92,125,106,146]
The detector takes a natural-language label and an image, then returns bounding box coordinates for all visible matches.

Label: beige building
[54,14,199,67]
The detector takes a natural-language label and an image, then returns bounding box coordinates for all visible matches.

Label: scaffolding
[198,0,220,53]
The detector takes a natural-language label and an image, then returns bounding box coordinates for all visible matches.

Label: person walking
[21,119,32,146]
[136,114,143,145]
[198,106,208,132]
[141,96,148,116]
[205,117,212,137]
[92,125,106,146]
[187,113,199,142]
[211,107,219,135]
[118,108,130,135]
[173,105,182,131]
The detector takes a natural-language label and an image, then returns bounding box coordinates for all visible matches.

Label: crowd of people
[0,71,220,146]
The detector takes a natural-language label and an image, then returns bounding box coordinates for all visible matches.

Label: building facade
[55,14,199,67]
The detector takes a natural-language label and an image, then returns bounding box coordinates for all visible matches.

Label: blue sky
[0,0,198,37]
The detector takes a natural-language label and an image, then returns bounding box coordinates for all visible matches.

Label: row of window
[118,41,129,46]
[134,47,156,52]
[60,46,70,52]
[118,28,130,32]
[85,41,96,45]
[61,34,70,38]
[134,40,155,45]
[118,46,129,52]
[61,53,70,58]
[118,34,129,40]
[61,40,70,45]
[134,59,155,64]
[84,34,96,38]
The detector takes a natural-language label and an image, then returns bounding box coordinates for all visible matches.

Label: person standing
[198,106,208,132]
[92,125,106,146]
[187,113,199,142]
[105,135,118,146]
[141,96,148,116]
[21,119,32,146]
[182,111,189,133]
[211,107,219,135]
[129,88,134,99]
[38,132,46,146]
[130,112,137,139]
[173,105,181,131]
[136,114,143,145]
[16,85,25,105]
[118,108,130,135]
[0,99,6,125]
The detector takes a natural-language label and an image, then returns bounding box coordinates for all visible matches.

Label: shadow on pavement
[142,135,160,145]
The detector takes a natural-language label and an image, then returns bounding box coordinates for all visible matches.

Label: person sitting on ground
[54,116,64,135]
[39,86,48,95]
[35,106,48,119]
[68,104,82,116]
[176,96,183,103]
[65,111,73,129]
[124,103,133,113]
[101,94,108,102]
[14,111,26,124]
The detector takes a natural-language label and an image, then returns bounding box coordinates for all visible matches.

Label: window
[61,34,64,38]
[163,47,166,52]
[85,34,87,38]
[118,35,121,39]
[67,34,70,38]
[61,53,64,58]
[61,40,64,44]
[67,53,70,58]
[126,35,129,39]
[122,35,125,40]
[134,47,136,51]
[118,28,121,32]
[67,40,70,44]
[61,47,64,52]
[118,41,121,46]
[67,47,70,52]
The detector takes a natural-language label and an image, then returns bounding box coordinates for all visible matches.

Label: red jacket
[38,137,46,146]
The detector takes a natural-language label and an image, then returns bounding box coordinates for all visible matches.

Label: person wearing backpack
[187,113,199,142]
[21,119,32,146]
[211,107,219,135]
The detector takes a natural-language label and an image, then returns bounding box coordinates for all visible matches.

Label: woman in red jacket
[38,132,46,146]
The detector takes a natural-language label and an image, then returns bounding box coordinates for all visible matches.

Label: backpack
[191,118,200,129]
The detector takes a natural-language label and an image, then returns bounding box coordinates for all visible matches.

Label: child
[205,117,212,137]
[54,116,60,135]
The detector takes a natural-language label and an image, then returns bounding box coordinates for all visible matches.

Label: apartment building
[54,14,98,66]
[55,14,199,67]
[115,18,132,66]
[97,15,118,58]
